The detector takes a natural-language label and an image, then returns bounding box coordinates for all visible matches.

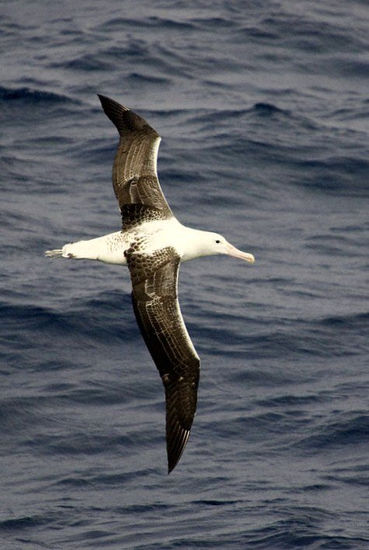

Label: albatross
[45,95,255,473]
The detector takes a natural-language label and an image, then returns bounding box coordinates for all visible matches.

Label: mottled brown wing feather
[98,94,173,227]
[126,247,200,473]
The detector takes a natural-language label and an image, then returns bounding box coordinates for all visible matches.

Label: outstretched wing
[98,94,173,229]
[126,246,200,473]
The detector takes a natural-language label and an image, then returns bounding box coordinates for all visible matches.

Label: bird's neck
[179,227,216,262]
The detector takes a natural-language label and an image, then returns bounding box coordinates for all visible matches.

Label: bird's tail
[45,249,63,258]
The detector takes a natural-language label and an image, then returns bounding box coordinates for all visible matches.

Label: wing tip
[97,93,129,110]
[98,93,160,137]
[97,93,131,135]
[167,427,191,474]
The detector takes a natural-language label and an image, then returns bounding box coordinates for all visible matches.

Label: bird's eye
[215,239,220,244]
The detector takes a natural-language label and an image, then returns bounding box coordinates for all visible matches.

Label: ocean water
[1,1,369,548]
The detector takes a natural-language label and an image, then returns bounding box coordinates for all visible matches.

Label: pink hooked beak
[226,243,255,263]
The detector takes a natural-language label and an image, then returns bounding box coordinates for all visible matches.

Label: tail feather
[45,249,63,258]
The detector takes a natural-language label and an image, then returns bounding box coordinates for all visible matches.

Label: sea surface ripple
[1,1,369,548]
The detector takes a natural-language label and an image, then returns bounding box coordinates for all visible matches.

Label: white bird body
[48,218,254,266]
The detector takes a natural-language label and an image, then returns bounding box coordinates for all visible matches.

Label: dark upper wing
[126,246,200,473]
[98,94,173,229]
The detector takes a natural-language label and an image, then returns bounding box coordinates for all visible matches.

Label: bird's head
[200,231,255,263]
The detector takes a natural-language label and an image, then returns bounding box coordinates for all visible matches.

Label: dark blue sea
[1,1,369,548]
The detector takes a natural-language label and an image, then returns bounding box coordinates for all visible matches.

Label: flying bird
[46,95,255,473]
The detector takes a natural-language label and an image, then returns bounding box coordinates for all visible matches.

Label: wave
[297,413,369,451]
[251,102,286,116]
[0,295,138,343]
[244,519,365,549]
[93,15,194,33]
[0,85,73,105]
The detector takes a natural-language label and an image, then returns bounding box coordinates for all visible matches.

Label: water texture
[1,1,369,548]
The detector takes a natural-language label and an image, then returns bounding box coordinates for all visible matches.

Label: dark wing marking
[98,95,173,230]
[120,203,167,230]
[126,247,200,473]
